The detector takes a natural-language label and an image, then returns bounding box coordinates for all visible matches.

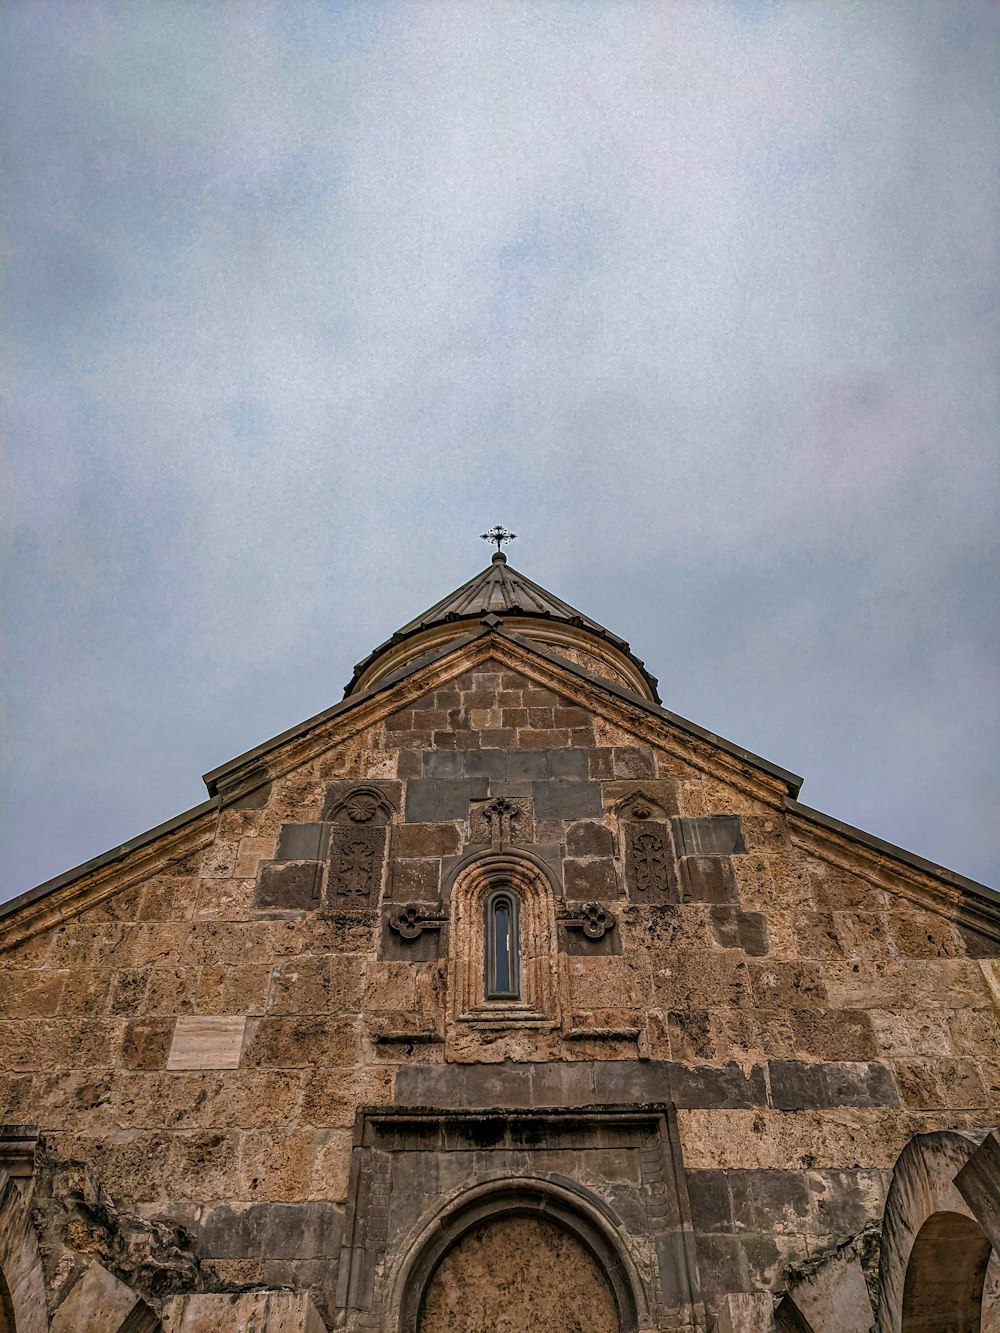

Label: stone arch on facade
[447,850,560,1027]
[876,1130,999,1333]
[0,1171,49,1333]
[390,1177,648,1333]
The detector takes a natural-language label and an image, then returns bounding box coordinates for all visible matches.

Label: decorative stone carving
[624,821,679,904]
[470,797,530,845]
[561,902,617,940]
[328,826,387,905]
[387,903,446,940]
[321,785,395,907]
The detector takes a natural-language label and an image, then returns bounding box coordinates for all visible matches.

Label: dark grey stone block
[686,1170,733,1234]
[559,922,622,955]
[264,1202,344,1259]
[530,1061,596,1107]
[532,779,603,820]
[656,1230,704,1307]
[275,823,328,862]
[255,861,322,910]
[201,1203,271,1258]
[404,777,489,822]
[679,856,738,904]
[669,1062,767,1109]
[548,748,589,778]
[808,1168,888,1237]
[768,1060,900,1110]
[462,750,507,780]
[403,779,441,823]
[506,751,551,780]
[394,1064,469,1107]
[674,815,746,857]
[422,751,464,778]
[743,1170,811,1232]
[691,1233,749,1298]
[592,1061,670,1104]
[378,915,444,962]
[462,1064,533,1108]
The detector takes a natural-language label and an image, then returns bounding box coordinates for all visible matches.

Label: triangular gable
[1,625,996,950]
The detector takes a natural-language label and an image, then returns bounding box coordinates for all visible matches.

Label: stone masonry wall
[0,651,997,1325]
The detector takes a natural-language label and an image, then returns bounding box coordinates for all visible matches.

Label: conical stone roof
[345,553,660,701]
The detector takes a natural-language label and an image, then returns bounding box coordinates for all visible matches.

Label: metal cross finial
[481,524,517,554]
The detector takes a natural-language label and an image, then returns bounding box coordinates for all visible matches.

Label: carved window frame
[448,852,559,1029]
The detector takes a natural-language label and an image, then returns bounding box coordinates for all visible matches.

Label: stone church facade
[0,553,997,1331]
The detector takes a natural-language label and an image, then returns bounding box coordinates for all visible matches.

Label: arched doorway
[418,1212,619,1333]
[901,1211,992,1333]
[394,1179,644,1333]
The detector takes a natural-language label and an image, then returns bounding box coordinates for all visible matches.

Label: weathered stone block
[680,855,738,904]
[256,861,322,910]
[275,824,328,861]
[532,779,603,820]
[675,815,746,857]
[563,857,619,900]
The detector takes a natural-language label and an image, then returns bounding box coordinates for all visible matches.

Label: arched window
[484,892,519,999]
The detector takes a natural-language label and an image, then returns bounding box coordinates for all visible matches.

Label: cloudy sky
[2,1,998,900]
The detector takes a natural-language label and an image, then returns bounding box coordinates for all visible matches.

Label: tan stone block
[886,911,962,958]
[47,923,126,969]
[808,861,887,911]
[363,748,401,780]
[109,968,150,1016]
[868,1008,956,1059]
[653,950,750,1010]
[619,904,709,953]
[195,963,270,1015]
[307,1128,355,1202]
[0,1073,36,1121]
[126,922,189,968]
[741,815,792,854]
[30,1070,116,1132]
[181,922,255,967]
[892,1060,945,1109]
[750,853,814,913]
[567,955,650,1009]
[755,1007,878,1062]
[677,1107,912,1170]
[193,877,256,921]
[237,1129,315,1201]
[235,835,277,879]
[242,1015,360,1068]
[792,912,854,961]
[301,1066,394,1127]
[115,1069,303,1129]
[0,969,65,1017]
[269,955,366,1014]
[197,842,239,879]
[138,876,198,921]
[947,1007,1000,1060]
[830,911,895,962]
[120,1017,175,1070]
[78,885,143,923]
[364,962,417,1012]
[166,1016,246,1070]
[824,959,990,1010]
[143,965,199,1014]
[166,1129,240,1200]
[0,1018,121,1071]
[55,968,113,1015]
[748,960,827,1010]
[50,1260,148,1333]
[392,823,463,858]
[162,1291,325,1333]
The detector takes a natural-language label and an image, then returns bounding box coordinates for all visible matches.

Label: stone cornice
[785,799,1000,944]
